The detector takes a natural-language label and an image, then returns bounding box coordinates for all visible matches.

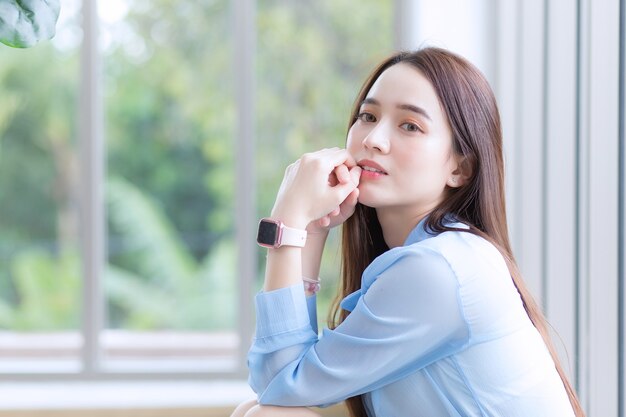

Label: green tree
[0,0,392,331]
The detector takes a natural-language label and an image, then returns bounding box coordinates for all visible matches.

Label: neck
[375,203,438,248]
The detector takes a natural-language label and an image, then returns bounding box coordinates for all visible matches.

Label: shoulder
[418,229,531,340]
[368,226,504,278]
[361,244,461,303]
[419,228,510,285]
[360,245,469,333]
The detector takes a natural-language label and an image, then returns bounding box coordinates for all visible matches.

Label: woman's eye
[400,122,421,132]
[357,112,377,123]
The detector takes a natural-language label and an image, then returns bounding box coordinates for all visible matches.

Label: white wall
[396,0,625,415]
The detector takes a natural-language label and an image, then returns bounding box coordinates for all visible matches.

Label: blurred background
[0,0,623,416]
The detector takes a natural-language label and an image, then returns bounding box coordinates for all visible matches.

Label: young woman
[231,48,584,417]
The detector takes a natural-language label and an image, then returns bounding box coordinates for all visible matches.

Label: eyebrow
[361,97,432,121]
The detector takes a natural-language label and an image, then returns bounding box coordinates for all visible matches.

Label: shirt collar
[402,213,468,246]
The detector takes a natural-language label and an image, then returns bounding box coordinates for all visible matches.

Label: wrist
[306,228,329,240]
[303,276,321,295]
[268,212,309,230]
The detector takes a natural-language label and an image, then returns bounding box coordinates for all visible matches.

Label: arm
[262,148,360,294]
[259,149,361,332]
[248,249,471,406]
[302,230,328,333]
[261,230,328,334]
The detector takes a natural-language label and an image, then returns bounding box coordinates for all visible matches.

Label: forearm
[263,246,302,292]
[262,219,328,294]
[262,214,307,292]
[261,148,359,293]
[302,231,328,295]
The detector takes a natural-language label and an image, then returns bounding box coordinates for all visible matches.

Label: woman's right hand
[306,162,361,234]
[270,148,362,231]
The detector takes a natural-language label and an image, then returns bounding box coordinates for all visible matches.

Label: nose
[362,121,390,153]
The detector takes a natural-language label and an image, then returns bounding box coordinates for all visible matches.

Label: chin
[356,189,385,209]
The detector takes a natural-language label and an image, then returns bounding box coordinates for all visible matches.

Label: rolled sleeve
[248,248,470,406]
[254,284,312,338]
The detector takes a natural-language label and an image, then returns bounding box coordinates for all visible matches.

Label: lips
[357,159,388,175]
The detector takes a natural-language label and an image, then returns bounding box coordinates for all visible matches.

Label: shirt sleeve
[247,248,471,407]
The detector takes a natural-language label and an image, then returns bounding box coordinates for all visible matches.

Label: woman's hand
[270,148,362,230]
[307,163,361,233]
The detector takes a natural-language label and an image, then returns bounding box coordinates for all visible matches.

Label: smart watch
[256,218,307,248]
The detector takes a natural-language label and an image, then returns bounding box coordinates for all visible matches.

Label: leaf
[105,265,176,329]
[0,0,60,48]
[106,176,197,287]
[10,249,80,330]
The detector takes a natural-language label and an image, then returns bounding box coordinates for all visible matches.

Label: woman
[232,48,584,417]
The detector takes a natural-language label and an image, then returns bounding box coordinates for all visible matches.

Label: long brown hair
[329,48,585,417]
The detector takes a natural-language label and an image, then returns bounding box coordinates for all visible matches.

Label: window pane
[256,0,393,322]
[102,0,236,372]
[0,0,82,373]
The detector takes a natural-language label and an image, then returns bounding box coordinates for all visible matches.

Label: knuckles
[300,152,324,170]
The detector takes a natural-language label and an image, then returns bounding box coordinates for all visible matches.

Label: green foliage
[0,176,236,330]
[107,177,197,286]
[256,0,392,218]
[0,0,60,48]
[0,0,392,332]
[0,249,79,330]
[106,176,236,329]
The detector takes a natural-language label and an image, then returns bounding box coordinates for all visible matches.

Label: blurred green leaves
[0,249,79,329]
[0,0,392,332]
[0,0,60,48]
[106,177,235,330]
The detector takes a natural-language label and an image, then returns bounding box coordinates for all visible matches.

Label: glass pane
[256,0,394,324]
[0,0,82,373]
[102,0,237,372]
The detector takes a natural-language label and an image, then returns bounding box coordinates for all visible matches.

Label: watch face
[257,219,280,247]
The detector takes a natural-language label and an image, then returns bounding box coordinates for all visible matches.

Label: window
[1,2,623,415]
[0,0,393,377]
[255,0,393,323]
[102,0,238,373]
[0,0,81,373]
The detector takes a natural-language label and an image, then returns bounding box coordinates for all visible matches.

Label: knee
[230,398,258,417]
[245,404,322,417]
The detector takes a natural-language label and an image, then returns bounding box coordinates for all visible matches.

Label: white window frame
[2,0,257,381]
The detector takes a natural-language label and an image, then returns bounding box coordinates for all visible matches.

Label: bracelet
[303,276,321,294]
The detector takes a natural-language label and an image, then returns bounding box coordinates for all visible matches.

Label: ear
[447,155,472,188]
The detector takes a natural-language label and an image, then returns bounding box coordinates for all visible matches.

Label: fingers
[330,163,358,187]
[328,171,339,187]
[334,164,350,184]
[275,148,358,227]
[332,179,359,206]
[304,147,356,170]
[344,187,359,207]
[327,165,360,213]
[349,165,362,185]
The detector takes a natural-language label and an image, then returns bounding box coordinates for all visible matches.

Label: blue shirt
[247,217,575,416]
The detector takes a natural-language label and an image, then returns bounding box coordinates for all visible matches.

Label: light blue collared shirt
[247,217,575,416]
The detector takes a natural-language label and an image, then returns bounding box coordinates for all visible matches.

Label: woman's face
[347,63,461,212]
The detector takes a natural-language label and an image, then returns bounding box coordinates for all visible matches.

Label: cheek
[396,144,448,181]
[346,125,359,152]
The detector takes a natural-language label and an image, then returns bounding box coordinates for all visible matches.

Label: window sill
[0,380,348,417]
[0,380,253,417]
